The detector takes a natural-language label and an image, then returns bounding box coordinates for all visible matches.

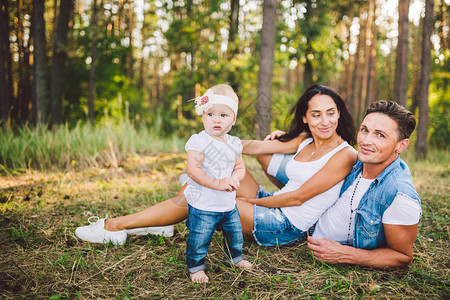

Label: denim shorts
[267,153,294,185]
[252,187,306,246]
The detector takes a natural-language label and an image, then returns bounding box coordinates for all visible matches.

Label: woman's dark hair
[278,84,356,145]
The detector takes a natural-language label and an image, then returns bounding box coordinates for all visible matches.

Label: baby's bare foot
[235,259,253,270]
[190,270,209,283]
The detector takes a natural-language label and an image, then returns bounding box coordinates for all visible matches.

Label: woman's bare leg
[236,169,260,198]
[255,154,285,189]
[236,199,255,239]
[102,153,278,233]
[104,185,189,231]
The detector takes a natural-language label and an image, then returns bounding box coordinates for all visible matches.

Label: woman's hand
[264,130,286,141]
[237,197,257,204]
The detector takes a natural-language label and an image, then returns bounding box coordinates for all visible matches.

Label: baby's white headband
[190,91,238,116]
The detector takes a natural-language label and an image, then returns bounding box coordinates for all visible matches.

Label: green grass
[0,121,185,172]
[0,139,448,298]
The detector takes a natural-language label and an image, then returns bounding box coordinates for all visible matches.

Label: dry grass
[0,153,449,299]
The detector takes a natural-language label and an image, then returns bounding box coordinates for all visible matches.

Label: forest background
[0,0,448,167]
[0,1,449,298]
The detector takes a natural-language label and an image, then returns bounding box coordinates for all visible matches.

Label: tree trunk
[343,14,353,107]
[302,0,313,90]
[50,0,73,126]
[410,19,423,114]
[394,0,410,107]
[227,0,240,92]
[126,0,134,80]
[365,0,377,107]
[14,0,33,123]
[88,0,98,124]
[350,7,362,122]
[229,0,239,53]
[415,0,434,158]
[255,0,277,139]
[33,0,48,125]
[437,0,447,51]
[15,0,25,121]
[386,39,394,100]
[360,0,375,112]
[0,0,13,123]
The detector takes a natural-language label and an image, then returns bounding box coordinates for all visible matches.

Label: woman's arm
[242,134,306,156]
[242,147,357,207]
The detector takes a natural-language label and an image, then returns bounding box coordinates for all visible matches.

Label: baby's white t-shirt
[184,130,243,212]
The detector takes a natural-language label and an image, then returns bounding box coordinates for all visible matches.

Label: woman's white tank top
[273,137,355,231]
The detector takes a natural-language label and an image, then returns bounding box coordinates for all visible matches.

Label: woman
[75,85,357,246]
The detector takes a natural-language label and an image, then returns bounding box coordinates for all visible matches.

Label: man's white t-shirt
[184,130,242,212]
[312,175,422,244]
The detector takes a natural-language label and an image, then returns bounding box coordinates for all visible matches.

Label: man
[307,101,421,267]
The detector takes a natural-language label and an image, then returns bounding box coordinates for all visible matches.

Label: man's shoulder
[378,158,420,201]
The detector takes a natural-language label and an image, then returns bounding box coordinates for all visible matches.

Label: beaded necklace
[346,174,362,246]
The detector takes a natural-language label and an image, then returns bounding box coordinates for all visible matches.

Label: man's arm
[307,223,418,268]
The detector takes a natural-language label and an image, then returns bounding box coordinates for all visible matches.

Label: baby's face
[202,104,236,140]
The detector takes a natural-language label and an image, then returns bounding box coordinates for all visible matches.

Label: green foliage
[7,0,445,148]
[428,50,450,149]
[429,98,449,149]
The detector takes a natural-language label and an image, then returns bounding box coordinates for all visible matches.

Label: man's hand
[307,236,351,264]
[264,130,286,141]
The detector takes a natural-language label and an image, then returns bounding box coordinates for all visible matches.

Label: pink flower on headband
[194,93,213,115]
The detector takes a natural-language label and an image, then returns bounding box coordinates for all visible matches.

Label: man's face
[357,112,406,165]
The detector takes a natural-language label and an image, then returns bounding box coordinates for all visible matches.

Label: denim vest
[339,156,420,249]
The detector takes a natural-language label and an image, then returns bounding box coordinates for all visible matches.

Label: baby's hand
[218,177,238,192]
[229,176,240,190]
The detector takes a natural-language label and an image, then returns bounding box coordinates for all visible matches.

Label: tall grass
[0,120,185,172]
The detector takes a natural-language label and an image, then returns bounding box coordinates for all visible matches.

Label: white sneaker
[75,216,127,245]
[126,225,174,237]
[179,173,189,186]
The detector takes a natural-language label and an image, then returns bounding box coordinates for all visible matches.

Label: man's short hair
[365,101,416,140]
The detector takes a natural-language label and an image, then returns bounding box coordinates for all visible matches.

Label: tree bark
[227,0,240,92]
[350,7,362,122]
[0,0,13,123]
[394,0,410,107]
[365,0,377,107]
[343,14,353,108]
[410,19,422,114]
[14,0,33,123]
[302,1,313,90]
[229,0,239,54]
[361,0,375,111]
[255,0,277,139]
[88,0,98,124]
[415,0,434,158]
[50,0,73,126]
[126,0,134,80]
[33,0,48,125]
